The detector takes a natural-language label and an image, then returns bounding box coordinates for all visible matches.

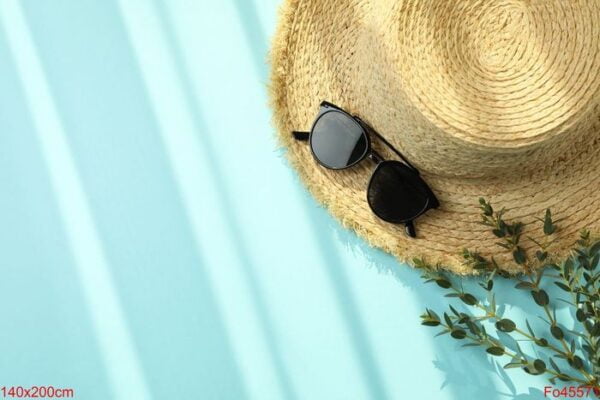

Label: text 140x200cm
[1,386,74,398]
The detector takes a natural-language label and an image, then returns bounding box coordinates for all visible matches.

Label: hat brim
[269,0,600,274]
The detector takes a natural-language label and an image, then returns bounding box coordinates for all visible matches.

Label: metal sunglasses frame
[292,101,439,238]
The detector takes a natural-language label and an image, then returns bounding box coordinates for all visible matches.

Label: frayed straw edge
[265,0,596,276]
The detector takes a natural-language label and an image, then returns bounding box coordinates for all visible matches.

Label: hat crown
[351,0,600,178]
[271,0,600,273]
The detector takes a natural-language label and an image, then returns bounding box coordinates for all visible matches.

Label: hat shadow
[330,218,551,400]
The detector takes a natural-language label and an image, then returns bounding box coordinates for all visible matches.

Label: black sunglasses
[293,101,439,238]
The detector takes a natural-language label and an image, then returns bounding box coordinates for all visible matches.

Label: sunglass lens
[310,111,368,169]
[367,161,431,223]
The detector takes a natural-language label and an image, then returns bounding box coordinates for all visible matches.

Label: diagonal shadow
[332,220,552,399]
[298,196,395,400]
[151,1,298,399]
[230,0,269,82]
[0,29,113,397]
[230,1,392,398]
[15,0,250,398]
[0,3,154,399]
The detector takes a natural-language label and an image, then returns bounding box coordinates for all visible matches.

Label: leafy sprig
[418,199,600,392]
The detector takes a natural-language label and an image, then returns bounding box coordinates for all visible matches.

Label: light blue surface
[0,1,568,399]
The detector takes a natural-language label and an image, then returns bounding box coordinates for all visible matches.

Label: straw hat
[269,0,600,274]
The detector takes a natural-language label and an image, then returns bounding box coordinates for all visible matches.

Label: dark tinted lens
[367,161,430,223]
[310,111,368,169]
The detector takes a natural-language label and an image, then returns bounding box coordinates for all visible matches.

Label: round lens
[367,161,430,223]
[310,111,368,169]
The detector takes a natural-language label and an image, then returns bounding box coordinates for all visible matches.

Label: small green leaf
[449,305,460,317]
[495,319,516,333]
[421,309,441,326]
[554,282,571,292]
[586,302,596,315]
[585,320,594,334]
[466,321,480,336]
[503,362,523,369]
[481,200,493,216]
[535,338,548,347]
[590,240,600,256]
[532,290,549,306]
[563,258,574,279]
[547,263,561,271]
[543,209,556,235]
[581,256,592,271]
[460,293,477,306]
[590,322,600,337]
[591,253,600,270]
[550,325,564,340]
[480,279,494,291]
[427,309,440,321]
[572,355,583,370]
[515,281,534,290]
[444,313,453,328]
[513,247,527,265]
[492,229,505,238]
[536,251,548,261]
[435,278,451,289]
[513,222,524,236]
[486,346,505,356]
[451,329,466,339]
[533,359,546,372]
[576,308,586,322]
[570,339,576,354]
[490,292,497,312]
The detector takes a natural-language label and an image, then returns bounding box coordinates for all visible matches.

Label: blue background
[0,1,570,399]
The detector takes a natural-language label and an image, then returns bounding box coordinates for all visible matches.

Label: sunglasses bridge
[368,150,384,165]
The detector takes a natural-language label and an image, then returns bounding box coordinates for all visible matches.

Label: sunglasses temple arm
[292,131,310,141]
[405,220,417,238]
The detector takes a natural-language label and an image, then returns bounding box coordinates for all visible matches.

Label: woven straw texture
[269,0,600,274]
